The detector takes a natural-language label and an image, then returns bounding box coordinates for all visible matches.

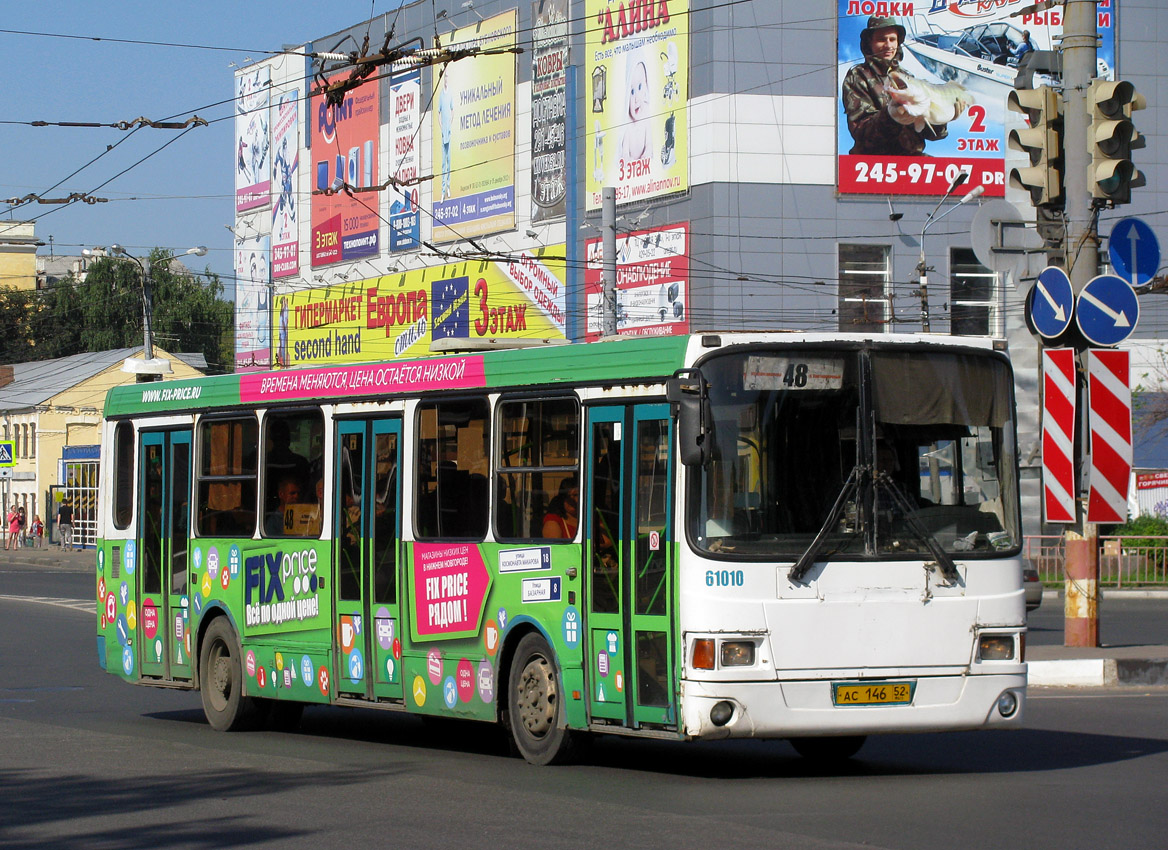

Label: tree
[0,249,235,371]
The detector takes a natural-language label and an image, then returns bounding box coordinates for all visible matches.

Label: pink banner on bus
[240,355,486,403]
[413,543,491,639]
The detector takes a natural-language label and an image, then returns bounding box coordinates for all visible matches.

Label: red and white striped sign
[1042,349,1077,523]
[1087,349,1132,524]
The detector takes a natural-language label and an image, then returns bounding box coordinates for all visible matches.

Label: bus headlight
[720,641,756,667]
[978,634,1015,661]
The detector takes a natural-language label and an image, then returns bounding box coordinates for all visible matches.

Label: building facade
[232,0,1166,534]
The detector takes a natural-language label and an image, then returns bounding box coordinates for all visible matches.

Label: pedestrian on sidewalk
[58,498,74,550]
[5,505,19,550]
[17,506,26,547]
[31,514,43,547]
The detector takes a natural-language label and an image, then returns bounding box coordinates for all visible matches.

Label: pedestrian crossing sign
[0,441,13,466]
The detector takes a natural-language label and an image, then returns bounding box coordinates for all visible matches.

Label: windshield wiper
[788,464,861,584]
[875,473,961,584]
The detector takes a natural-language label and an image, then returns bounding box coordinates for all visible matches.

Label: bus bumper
[680,671,1027,740]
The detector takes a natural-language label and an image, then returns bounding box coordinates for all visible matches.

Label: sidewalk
[0,544,94,572]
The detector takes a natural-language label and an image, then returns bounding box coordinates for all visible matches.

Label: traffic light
[1007,85,1063,208]
[1088,79,1146,206]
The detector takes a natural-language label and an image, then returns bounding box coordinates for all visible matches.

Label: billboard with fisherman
[837,1,1116,197]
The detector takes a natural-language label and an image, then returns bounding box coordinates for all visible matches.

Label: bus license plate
[832,681,914,707]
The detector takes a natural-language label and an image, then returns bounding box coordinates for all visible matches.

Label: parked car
[1023,562,1043,612]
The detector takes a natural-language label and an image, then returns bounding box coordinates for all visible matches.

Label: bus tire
[789,735,867,761]
[199,618,261,732]
[507,632,578,765]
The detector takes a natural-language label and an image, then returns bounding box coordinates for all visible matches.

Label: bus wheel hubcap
[517,656,555,738]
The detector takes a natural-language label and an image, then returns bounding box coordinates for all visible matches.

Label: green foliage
[1111,514,1168,548]
[0,249,235,372]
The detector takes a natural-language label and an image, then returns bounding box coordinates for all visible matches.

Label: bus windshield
[691,347,1019,560]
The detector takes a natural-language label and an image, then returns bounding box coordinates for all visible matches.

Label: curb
[1029,658,1168,687]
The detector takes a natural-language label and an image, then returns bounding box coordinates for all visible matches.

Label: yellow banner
[273,250,568,367]
[585,0,688,209]
[431,9,518,242]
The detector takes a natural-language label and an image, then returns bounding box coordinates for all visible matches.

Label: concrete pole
[1061,0,1100,647]
[601,187,618,337]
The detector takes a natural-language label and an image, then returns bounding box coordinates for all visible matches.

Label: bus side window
[416,398,489,539]
[196,416,258,537]
[262,411,324,538]
[495,397,579,541]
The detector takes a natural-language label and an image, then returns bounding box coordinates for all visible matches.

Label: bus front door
[585,404,677,730]
[333,418,403,702]
[138,429,193,682]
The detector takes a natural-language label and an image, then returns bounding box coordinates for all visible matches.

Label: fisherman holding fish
[842,15,972,157]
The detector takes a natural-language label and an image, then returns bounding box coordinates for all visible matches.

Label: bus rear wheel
[507,633,578,765]
[199,618,262,731]
[789,735,867,762]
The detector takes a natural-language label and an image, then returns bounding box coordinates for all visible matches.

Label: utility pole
[1061,0,1099,647]
[601,186,617,337]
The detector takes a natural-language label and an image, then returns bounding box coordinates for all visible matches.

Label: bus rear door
[138,429,193,682]
[333,418,404,702]
[585,404,677,730]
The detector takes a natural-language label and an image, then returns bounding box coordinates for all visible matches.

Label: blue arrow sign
[1076,274,1140,347]
[1109,218,1160,286]
[1027,266,1074,339]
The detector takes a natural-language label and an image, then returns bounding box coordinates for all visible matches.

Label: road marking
[0,594,92,613]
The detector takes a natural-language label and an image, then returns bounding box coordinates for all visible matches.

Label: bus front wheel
[199,618,261,731]
[507,632,578,765]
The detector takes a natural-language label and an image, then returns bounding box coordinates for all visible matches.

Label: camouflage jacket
[842,55,947,156]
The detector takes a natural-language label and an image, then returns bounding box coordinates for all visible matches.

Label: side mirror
[666,368,711,467]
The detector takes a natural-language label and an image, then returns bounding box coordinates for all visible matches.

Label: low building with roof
[0,347,205,546]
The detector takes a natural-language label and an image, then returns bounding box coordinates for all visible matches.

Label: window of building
[495,397,580,540]
[196,416,258,537]
[838,244,891,332]
[950,248,998,336]
[21,424,28,458]
[113,421,134,529]
[416,398,489,539]
[29,423,34,458]
[261,410,324,538]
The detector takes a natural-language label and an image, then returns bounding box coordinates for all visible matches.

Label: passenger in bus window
[265,475,302,536]
[542,476,579,539]
[265,419,308,510]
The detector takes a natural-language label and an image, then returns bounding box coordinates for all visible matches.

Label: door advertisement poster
[836,1,1116,197]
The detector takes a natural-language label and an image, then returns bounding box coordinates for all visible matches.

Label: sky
[0,1,399,287]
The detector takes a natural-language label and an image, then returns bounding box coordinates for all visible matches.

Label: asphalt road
[3,566,1168,849]
[1027,595,1168,647]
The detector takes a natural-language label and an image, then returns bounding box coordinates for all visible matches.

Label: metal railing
[1023,535,1168,587]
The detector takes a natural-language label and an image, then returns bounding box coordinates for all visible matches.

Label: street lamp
[83,244,208,380]
[916,175,985,332]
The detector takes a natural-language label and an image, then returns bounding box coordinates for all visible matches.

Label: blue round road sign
[1076,274,1139,347]
[1109,218,1160,286]
[1028,266,1074,340]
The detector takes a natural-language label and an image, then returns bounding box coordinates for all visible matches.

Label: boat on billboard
[837,0,1115,197]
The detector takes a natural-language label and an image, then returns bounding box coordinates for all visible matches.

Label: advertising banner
[431,9,517,243]
[389,69,422,252]
[531,0,569,222]
[310,72,381,266]
[585,0,688,210]
[273,248,568,368]
[234,236,271,372]
[837,0,1116,197]
[584,223,689,340]
[235,66,271,213]
[271,89,299,279]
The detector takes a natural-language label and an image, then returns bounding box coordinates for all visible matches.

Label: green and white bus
[96,332,1026,764]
